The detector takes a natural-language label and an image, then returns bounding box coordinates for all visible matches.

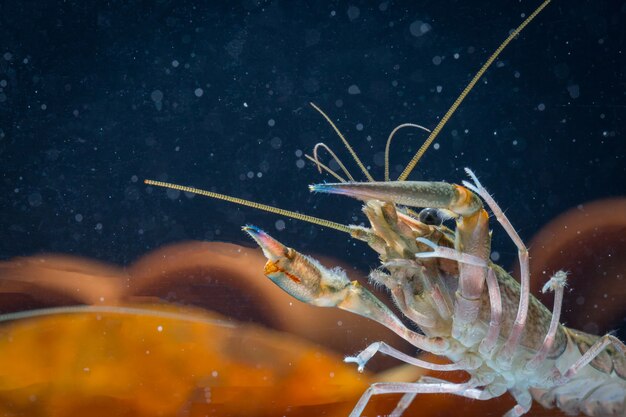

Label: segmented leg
[525,271,567,370]
[463,168,529,367]
[348,379,493,417]
[554,334,626,384]
[411,238,504,356]
[243,225,450,354]
[504,388,533,417]
[344,341,481,372]
[389,376,464,417]
[415,237,487,267]
[479,267,503,356]
[388,392,417,417]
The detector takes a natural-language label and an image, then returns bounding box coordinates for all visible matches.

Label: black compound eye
[418,208,444,226]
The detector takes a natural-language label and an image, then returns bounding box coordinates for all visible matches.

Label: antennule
[310,102,375,182]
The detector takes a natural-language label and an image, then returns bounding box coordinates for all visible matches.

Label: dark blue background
[1,1,624,328]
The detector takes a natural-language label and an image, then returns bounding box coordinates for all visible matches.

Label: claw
[243,225,349,306]
[310,181,482,217]
[242,225,287,260]
[242,225,450,353]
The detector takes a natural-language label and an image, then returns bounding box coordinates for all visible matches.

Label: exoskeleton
[144,0,626,415]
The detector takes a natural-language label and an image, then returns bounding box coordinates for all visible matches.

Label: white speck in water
[347,5,360,21]
[131,175,138,182]
[166,188,180,200]
[490,251,500,262]
[514,71,521,78]
[150,90,163,102]
[243,102,248,107]
[537,103,546,111]
[194,88,203,97]
[348,84,361,95]
[296,159,305,169]
[433,143,440,150]
[28,192,42,207]
[75,213,83,222]
[453,53,460,59]
[567,84,580,99]
[247,171,254,179]
[275,219,286,231]
[171,60,179,67]
[95,223,103,231]
[432,55,442,65]
[41,104,47,110]
[295,149,303,157]
[436,85,442,93]
[212,370,219,377]
[270,137,282,149]
[268,118,275,127]
[356,123,364,131]
[157,325,163,332]
[409,20,431,37]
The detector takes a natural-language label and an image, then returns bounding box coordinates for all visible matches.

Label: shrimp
[144,0,626,415]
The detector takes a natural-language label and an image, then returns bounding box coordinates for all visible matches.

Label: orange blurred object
[0,305,370,417]
[514,198,626,334]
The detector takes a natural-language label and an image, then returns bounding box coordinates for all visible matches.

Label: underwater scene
[1,0,624,416]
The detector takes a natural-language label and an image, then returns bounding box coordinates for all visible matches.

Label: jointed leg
[463,168,529,367]
[526,271,567,370]
[388,392,417,417]
[553,334,626,384]
[344,341,482,372]
[388,376,464,417]
[349,379,493,417]
[504,388,533,417]
[479,267,503,356]
[243,225,451,354]
[410,238,504,355]
[415,237,487,267]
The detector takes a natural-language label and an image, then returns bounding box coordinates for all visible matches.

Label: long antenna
[144,179,352,234]
[397,0,551,181]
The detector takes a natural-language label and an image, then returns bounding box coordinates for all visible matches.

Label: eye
[418,208,444,226]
